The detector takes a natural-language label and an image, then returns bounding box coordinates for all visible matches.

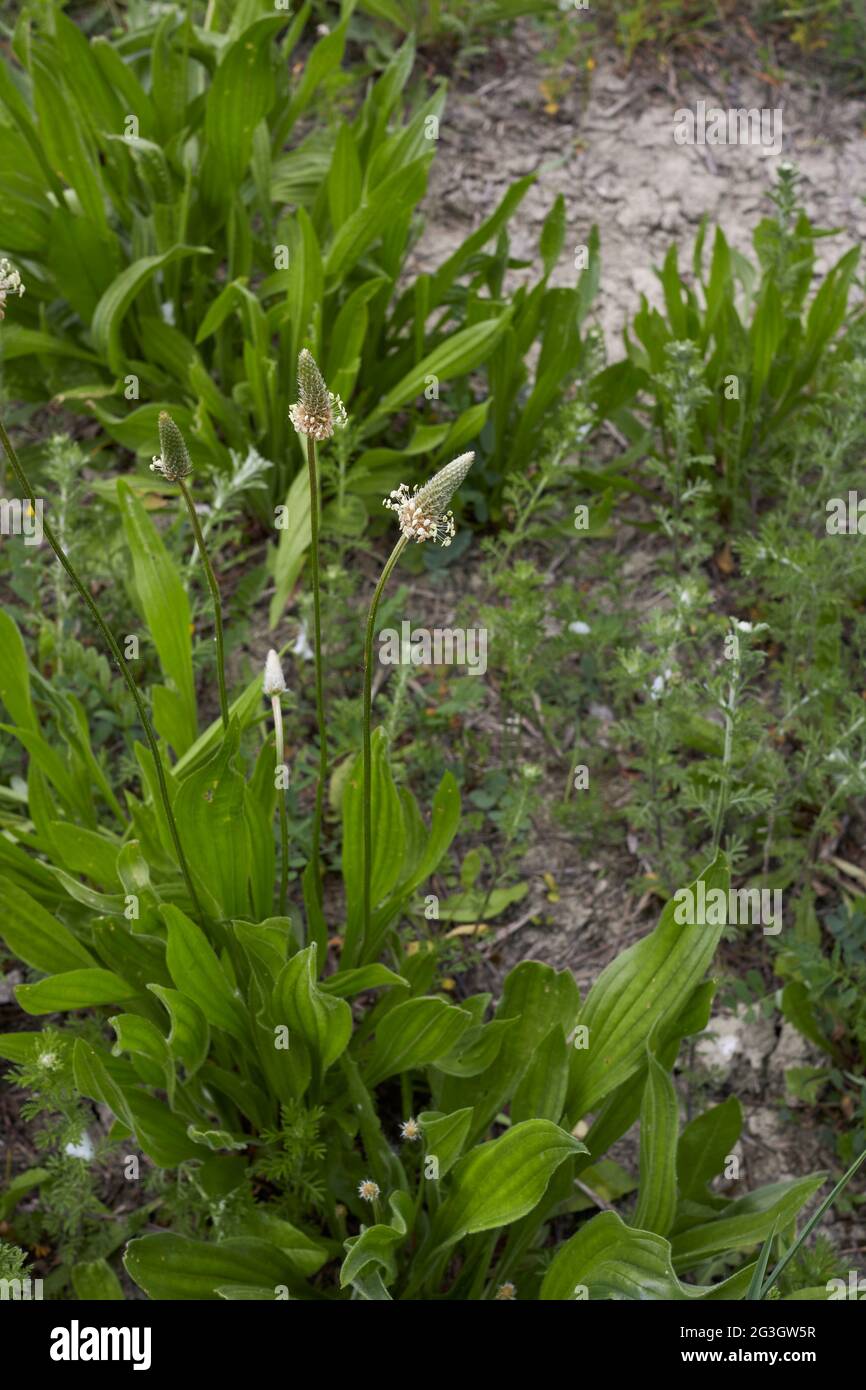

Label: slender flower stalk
[152,413,229,730]
[361,536,406,954]
[264,649,290,916]
[357,1178,382,1224]
[0,414,202,922]
[360,452,475,954]
[289,350,346,912]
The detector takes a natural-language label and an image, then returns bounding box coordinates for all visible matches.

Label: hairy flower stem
[306,433,328,905]
[176,477,229,730]
[710,673,737,860]
[0,418,203,923]
[362,536,408,950]
[272,693,289,917]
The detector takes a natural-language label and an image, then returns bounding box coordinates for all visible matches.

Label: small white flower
[568,621,591,636]
[400,1117,421,1142]
[64,1132,94,1162]
[649,668,673,701]
[735,620,753,633]
[263,649,287,697]
[38,1050,59,1070]
[358,1179,380,1202]
[292,625,314,662]
[495,1282,517,1300]
[0,257,25,320]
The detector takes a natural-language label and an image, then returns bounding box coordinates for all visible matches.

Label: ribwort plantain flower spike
[0,258,25,319]
[384,451,475,548]
[152,411,193,481]
[264,648,287,697]
[290,348,347,441]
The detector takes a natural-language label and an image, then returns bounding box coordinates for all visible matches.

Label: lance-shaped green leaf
[633,1048,679,1236]
[73,1038,135,1132]
[575,980,715,1178]
[678,1096,743,1201]
[0,877,95,974]
[17,969,139,1014]
[324,156,429,284]
[568,853,729,1120]
[172,721,252,918]
[124,1233,312,1301]
[93,246,211,373]
[273,943,352,1074]
[200,17,284,209]
[342,727,405,908]
[510,1024,570,1124]
[439,960,581,1145]
[670,1175,826,1270]
[341,1190,414,1291]
[110,1013,175,1104]
[417,1108,473,1179]
[162,904,247,1044]
[45,822,123,888]
[341,729,406,964]
[424,1121,586,1266]
[363,316,512,431]
[364,997,473,1087]
[77,1032,203,1165]
[0,610,35,728]
[70,1259,124,1302]
[540,1210,755,1301]
[117,477,196,755]
[320,965,408,998]
[237,1210,331,1279]
[398,770,461,895]
[432,1017,517,1079]
[125,1089,206,1166]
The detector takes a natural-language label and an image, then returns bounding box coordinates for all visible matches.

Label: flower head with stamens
[263,648,287,698]
[358,1179,380,1202]
[495,1282,517,1300]
[384,451,475,548]
[151,411,192,481]
[0,258,25,320]
[290,349,347,441]
[400,1117,421,1142]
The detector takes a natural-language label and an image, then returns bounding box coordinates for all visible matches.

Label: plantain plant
[619,165,861,523]
[0,265,842,1294]
[0,1,602,545]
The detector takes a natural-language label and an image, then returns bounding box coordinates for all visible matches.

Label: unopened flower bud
[263,648,287,697]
